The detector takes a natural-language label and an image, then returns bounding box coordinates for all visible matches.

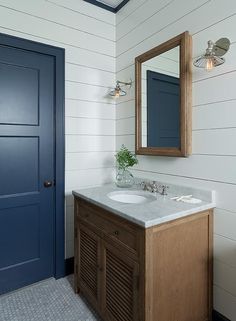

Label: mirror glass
[141,46,180,148]
[135,31,192,157]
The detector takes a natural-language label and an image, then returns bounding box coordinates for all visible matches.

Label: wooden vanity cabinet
[74,196,213,321]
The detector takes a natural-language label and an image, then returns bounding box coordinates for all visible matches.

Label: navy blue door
[0,44,55,294]
[147,70,180,148]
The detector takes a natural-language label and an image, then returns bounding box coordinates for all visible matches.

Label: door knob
[44,180,53,188]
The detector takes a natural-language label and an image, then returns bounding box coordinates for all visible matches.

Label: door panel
[0,62,39,125]
[77,223,100,310]
[0,204,40,269]
[147,70,180,148]
[0,44,55,294]
[0,137,39,195]
[102,242,140,321]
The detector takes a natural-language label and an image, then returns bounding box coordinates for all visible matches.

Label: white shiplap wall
[1,0,235,317]
[116,0,236,319]
[0,0,116,258]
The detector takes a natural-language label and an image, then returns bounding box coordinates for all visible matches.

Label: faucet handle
[160,185,169,196]
[140,181,148,190]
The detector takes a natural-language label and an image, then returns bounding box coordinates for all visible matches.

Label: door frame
[0,32,65,279]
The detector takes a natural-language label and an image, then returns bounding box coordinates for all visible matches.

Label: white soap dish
[180,198,202,204]
[171,195,202,204]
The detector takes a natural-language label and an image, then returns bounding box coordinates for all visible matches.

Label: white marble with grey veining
[72,179,215,228]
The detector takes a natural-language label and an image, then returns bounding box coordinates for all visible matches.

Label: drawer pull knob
[114,230,119,235]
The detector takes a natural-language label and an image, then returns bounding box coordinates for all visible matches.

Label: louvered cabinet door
[102,242,140,321]
[77,223,100,310]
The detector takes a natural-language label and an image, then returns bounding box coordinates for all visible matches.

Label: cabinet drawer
[77,199,139,255]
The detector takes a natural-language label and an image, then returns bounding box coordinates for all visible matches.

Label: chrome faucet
[140,181,169,196]
[159,185,169,196]
[140,181,158,193]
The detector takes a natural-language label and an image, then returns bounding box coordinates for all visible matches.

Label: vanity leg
[74,284,80,294]
[74,263,80,293]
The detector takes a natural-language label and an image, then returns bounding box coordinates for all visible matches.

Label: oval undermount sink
[107,190,156,204]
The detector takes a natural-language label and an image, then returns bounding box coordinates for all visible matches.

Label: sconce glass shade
[109,83,127,97]
[193,55,225,71]
[109,80,132,98]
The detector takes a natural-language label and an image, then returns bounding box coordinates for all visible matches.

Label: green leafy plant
[115,144,138,170]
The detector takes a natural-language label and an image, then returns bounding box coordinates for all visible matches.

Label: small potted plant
[115,144,138,187]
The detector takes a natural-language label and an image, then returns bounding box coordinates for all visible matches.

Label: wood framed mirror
[135,31,192,157]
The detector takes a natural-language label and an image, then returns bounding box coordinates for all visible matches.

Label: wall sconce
[109,80,132,98]
[193,38,230,71]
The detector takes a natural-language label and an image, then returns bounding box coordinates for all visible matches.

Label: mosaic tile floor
[0,276,100,321]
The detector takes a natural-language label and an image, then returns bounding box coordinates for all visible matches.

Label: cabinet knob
[114,230,119,236]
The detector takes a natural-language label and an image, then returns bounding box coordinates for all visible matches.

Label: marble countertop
[72,180,215,228]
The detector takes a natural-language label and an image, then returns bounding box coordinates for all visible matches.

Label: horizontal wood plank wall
[0,0,116,259]
[115,0,236,320]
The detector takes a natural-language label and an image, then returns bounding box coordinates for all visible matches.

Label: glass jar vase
[116,167,134,188]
